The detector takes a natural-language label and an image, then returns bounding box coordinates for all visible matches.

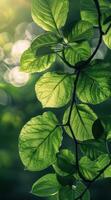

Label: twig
[57,51,75,69]
[69,124,90,182]
[67,70,80,124]
[103,23,111,35]
[86,0,103,64]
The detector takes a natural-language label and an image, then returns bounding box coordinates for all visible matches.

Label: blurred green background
[0,1,44,199]
[1,0,111,200]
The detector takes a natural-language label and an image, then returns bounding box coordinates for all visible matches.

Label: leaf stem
[69,124,90,182]
[67,70,80,124]
[104,24,111,35]
[85,0,103,64]
[57,51,75,69]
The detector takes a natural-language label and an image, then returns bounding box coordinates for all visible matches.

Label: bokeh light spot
[7,66,30,87]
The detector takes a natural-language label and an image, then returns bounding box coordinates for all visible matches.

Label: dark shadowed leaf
[92,119,105,139]
[57,174,75,186]
[57,149,76,173]
[80,139,107,160]
[75,181,90,200]
[59,186,75,200]
[68,20,94,42]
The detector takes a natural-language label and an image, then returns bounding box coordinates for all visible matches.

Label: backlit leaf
[63,104,97,141]
[35,72,74,108]
[79,156,98,180]
[64,41,91,66]
[20,48,55,73]
[32,174,60,197]
[77,60,111,104]
[31,32,62,56]
[32,0,69,33]
[19,112,62,171]
[103,28,111,49]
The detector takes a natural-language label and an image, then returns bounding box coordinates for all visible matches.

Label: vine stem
[66,70,87,181]
[64,0,105,183]
[85,0,103,64]
[58,0,111,197]
[104,23,111,35]
[69,124,90,183]
[74,0,111,198]
[67,70,80,124]
[57,50,75,69]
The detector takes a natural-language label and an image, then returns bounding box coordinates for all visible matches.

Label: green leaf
[35,72,74,108]
[96,154,110,171]
[68,20,94,42]
[80,0,97,25]
[31,32,62,56]
[63,104,97,141]
[57,149,76,174]
[104,165,111,177]
[79,156,98,180]
[102,8,111,32]
[53,149,76,177]
[80,139,107,160]
[31,0,69,33]
[19,112,63,171]
[20,48,55,73]
[75,181,90,200]
[80,0,111,25]
[64,41,91,66]
[59,186,75,200]
[96,154,111,178]
[103,28,111,49]
[32,174,60,197]
[77,60,111,104]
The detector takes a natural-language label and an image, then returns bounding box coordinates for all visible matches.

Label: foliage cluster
[19,0,111,199]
